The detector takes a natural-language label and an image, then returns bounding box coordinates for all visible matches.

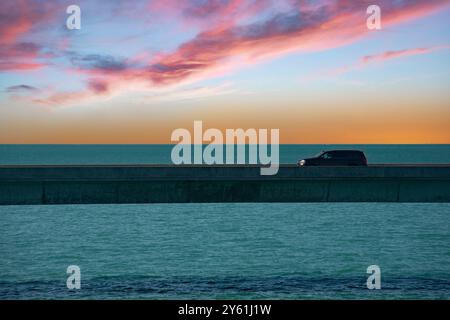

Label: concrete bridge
[0,165,449,205]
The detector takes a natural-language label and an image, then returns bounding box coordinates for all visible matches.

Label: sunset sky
[0,0,449,144]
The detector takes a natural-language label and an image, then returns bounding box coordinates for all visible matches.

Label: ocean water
[0,144,449,165]
[0,203,449,300]
[0,145,449,299]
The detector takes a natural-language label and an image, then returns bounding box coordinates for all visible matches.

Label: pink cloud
[148,0,271,31]
[0,41,48,71]
[136,0,450,86]
[0,0,58,72]
[0,61,45,71]
[17,0,450,106]
[304,44,450,83]
[0,0,59,45]
[361,46,450,65]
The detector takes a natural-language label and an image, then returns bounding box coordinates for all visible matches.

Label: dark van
[297,150,368,166]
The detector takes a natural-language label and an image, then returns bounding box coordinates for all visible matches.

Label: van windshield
[314,152,325,157]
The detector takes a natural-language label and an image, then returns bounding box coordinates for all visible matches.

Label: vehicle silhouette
[297,150,368,166]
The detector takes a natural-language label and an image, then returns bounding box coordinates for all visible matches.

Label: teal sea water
[0,144,449,165]
[0,145,449,299]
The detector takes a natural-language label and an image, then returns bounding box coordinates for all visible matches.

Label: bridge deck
[0,165,449,204]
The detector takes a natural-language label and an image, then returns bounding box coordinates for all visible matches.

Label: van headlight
[299,160,306,166]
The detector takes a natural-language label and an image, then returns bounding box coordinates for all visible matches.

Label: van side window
[351,152,363,159]
[322,152,333,159]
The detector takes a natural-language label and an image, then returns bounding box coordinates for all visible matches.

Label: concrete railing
[0,165,449,205]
